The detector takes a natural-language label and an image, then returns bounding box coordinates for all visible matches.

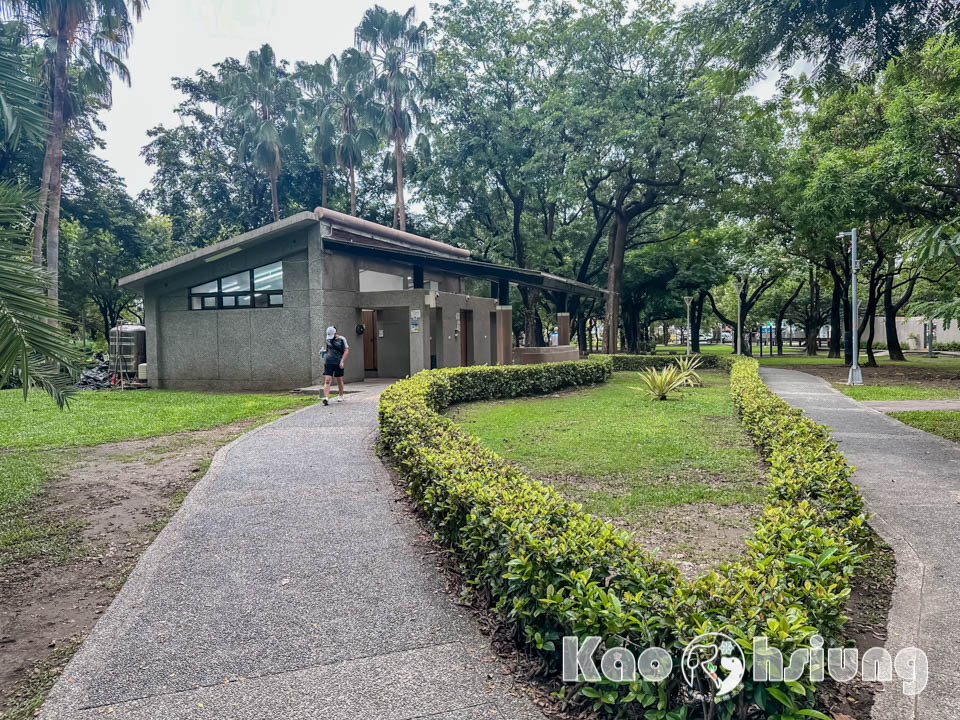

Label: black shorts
[324,363,344,378]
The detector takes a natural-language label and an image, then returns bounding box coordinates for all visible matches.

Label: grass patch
[448,370,766,568]
[838,385,960,401]
[0,389,312,450]
[0,453,78,570]
[450,371,761,485]
[889,410,960,442]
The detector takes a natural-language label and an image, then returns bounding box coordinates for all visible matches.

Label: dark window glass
[220,271,250,293]
[254,261,283,291]
[189,265,283,310]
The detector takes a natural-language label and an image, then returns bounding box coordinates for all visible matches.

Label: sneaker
[322,398,329,406]
[336,394,344,403]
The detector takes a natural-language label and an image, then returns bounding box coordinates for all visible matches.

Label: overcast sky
[99,0,776,197]
[99,0,431,196]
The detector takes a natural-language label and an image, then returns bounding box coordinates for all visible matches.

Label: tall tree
[355,4,433,231]
[2,0,144,312]
[323,48,378,217]
[294,58,338,209]
[221,44,299,222]
[708,0,960,78]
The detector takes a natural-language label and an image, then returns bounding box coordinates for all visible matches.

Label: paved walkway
[861,398,960,413]
[761,368,960,720]
[40,382,544,720]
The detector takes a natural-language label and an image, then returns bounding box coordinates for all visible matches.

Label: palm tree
[221,44,300,223]
[1,0,144,315]
[293,58,338,209]
[355,4,434,231]
[323,48,377,217]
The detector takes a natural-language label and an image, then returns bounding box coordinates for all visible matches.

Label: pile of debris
[76,359,112,390]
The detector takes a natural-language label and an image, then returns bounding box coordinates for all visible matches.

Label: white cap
[326,326,336,340]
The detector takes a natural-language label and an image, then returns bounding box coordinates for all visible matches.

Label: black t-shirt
[325,337,347,365]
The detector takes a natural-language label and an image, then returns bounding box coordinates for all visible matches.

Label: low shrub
[934,341,960,351]
[378,357,867,719]
[635,365,689,400]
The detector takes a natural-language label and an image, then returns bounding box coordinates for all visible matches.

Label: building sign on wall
[410,309,421,333]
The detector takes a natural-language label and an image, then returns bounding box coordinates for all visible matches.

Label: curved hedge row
[378,357,867,718]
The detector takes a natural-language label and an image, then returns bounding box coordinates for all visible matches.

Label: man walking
[321,326,350,406]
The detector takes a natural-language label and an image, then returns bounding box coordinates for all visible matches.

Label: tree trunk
[320,166,328,208]
[805,266,819,356]
[394,125,406,231]
[828,280,842,358]
[45,37,69,320]
[32,134,55,267]
[602,216,627,354]
[522,287,542,347]
[269,168,279,222]
[349,164,357,216]
[690,294,704,353]
[883,274,906,361]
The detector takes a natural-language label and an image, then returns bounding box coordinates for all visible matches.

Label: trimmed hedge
[592,352,736,372]
[378,357,867,718]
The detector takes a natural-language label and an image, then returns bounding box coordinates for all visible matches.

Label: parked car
[699,332,714,343]
[720,331,733,343]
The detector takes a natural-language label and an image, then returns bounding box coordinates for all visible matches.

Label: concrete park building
[119,209,602,390]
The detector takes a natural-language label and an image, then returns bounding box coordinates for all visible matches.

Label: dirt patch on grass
[790,361,960,388]
[817,530,896,719]
[0,419,261,717]
[630,502,759,578]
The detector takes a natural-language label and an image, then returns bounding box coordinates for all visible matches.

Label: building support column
[557,312,570,347]
[496,305,513,365]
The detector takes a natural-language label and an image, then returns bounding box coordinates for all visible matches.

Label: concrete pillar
[557,312,570,347]
[496,305,513,365]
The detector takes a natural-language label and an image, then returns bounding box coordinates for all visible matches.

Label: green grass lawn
[839,385,960,401]
[0,389,312,569]
[448,371,766,573]
[889,410,960,442]
[0,389,312,450]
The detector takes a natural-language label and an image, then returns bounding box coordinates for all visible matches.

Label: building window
[188,262,283,310]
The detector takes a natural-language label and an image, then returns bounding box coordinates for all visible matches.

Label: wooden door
[459,310,473,366]
[362,309,377,371]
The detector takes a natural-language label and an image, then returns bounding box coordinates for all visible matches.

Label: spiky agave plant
[634,366,688,401]
[674,355,704,387]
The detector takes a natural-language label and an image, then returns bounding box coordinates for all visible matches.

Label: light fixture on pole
[837,228,862,385]
[732,279,744,356]
[683,296,694,356]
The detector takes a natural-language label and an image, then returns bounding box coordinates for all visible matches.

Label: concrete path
[40,382,544,720]
[761,368,960,720]
[861,398,960,413]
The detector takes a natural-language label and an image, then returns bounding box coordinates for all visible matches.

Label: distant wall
[146,231,312,391]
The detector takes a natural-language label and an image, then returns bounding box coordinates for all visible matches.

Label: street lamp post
[837,228,863,385]
[733,280,744,356]
[683,296,694,356]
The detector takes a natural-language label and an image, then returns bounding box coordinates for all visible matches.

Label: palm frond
[0,183,80,408]
[0,32,47,146]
